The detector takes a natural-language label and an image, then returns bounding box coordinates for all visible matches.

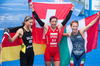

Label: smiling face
[71,23,78,33]
[49,16,58,29]
[25,19,33,28]
[70,21,79,33]
[50,18,57,28]
[23,16,33,28]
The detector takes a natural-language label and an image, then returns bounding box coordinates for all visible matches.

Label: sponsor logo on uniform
[57,58,59,60]
[77,36,81,38]
[26,36,33,40]
[56,30,58,31]
[50,35,58,38]
[50,33,58,35]
[26,36,33,43]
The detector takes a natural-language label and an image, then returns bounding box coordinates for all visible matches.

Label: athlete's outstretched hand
[29,2,34,12]
[4,28,10,37]
[71,4,74,11]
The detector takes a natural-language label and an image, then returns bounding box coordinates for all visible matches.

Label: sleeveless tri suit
[19,28,34,66]
[70,31,86,66]
[44,26,60,61]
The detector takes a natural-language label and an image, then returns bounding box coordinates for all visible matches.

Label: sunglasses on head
[50,16,57,19]
[25,17,33,21]
[72,20,78,22]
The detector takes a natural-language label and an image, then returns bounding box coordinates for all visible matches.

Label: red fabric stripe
[32,16,36,44]
[2,33,21,48]
[19,38,23,44]
[70,63,74,66]
[32,28,46,44]
[80,64,84,66]
[85,14,99,53]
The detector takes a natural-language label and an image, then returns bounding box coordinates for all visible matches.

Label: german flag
[2,26,23,62]
[1,25,46,62]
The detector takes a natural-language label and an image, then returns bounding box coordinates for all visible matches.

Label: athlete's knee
[45,61,51,66]
[45,63,51,66]
[54,61,60,66]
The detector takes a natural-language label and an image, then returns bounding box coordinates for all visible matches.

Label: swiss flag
[32,2,72,44]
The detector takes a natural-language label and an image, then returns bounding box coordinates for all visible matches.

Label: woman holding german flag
[5,16,34,66]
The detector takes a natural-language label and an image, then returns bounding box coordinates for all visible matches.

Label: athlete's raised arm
[80,12,100,34]
[29,2,48,31]
[57,4,74,31]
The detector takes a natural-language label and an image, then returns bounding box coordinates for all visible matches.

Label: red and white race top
[45,26,59,47]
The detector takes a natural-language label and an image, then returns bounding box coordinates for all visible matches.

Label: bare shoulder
[16,28,23,35]
[57,23,63,30]
[44,24,48,31]
[79,28,84,34]
[17,28,23,32]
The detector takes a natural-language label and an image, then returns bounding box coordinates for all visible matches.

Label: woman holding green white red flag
[63,12,99,66]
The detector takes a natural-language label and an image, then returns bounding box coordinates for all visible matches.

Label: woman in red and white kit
[29,2,74,66]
